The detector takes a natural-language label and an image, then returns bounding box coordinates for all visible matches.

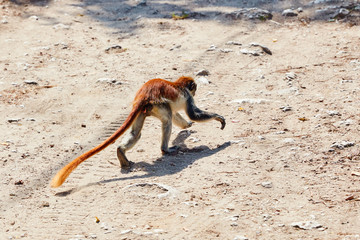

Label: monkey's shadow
[55,130,230,197]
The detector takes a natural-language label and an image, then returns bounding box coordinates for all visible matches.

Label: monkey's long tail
[51,103,143,188]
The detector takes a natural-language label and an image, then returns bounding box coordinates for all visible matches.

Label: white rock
[261,182,273,188]
[53,23,70,30]
[207,45,217,51]
[280,106,292,112]
[234,236,249,240]
[29,16,39,20]
[334,119,353,126]
[182,201,198,207]
[240,48,260,56]
[220,48,233,53]
[291,220,322,230]
[24,80,38,85]
[196,76,210,85]
[231,98,270,104]
[285,72,297,80]
[283,138,295,144]
[89,233,97,239]
[230,139,245,144]
[282,9,298,17]
[120,229,132,234]
[226,41,242,46]
[327,110,340,116]
[330,141,355,149]
[153,229,165,233]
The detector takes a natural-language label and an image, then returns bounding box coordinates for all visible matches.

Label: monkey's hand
[215,115,226,130]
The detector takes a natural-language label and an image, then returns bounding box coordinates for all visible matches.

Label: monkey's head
[176,76,197,96]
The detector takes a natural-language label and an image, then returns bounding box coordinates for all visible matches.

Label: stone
[330,141,355,150]
[7,118,21,123]
[285,72,297,80]
[53,23,70,30]
[220,48,233,53]
[232,98,270,104]
[282,9,298,17]
[105,45,125,53]
[261,182,273,188]
[234,235,249,240]
[196,76,210,85]
[29,16,39,20]
[195,69,210,76]
[226,41,242,46]
[24,80,38,85]
[97,78,123,85]
[280,106,292,112]
[258,135,265,140]
[332,8,350,19]
[170,45,181,51]
[240,49,260,56]
[226,8,272,20]
[283,138,295,144]
[327,110,340,116]
[137,0,147,7]
[250,42,272,55]
[291,221,322,230]
[207,45,217,51]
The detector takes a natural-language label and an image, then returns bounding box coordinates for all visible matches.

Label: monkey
[51,76,226,188]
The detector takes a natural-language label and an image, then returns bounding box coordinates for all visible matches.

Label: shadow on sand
[55,130,231,197]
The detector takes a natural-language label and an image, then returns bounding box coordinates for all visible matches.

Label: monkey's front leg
[152,105,178,155]
[185,94,226,130]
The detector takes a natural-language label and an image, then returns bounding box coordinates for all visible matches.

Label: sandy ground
[1,0,360,239]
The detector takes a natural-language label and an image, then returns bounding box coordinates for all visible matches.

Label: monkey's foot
[117,147,132,169]
[162,146,180,156]
[120,161,134,173]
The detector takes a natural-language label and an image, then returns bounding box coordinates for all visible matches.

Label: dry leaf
[298,117,309,122]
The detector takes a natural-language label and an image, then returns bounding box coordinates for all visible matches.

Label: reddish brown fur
[51,76,194,188]
[133,76,193,106]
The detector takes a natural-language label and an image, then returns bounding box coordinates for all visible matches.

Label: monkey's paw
[216,115,226,130]
[120,161,134,173]
[162,146,180,156]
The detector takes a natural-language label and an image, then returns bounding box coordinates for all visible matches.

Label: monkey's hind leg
[117,112,146,169]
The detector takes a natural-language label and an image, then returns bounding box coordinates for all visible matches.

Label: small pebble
[195,69,210,76]
[24,80,38,85]
[282,9,298,17]
[261,182,273,188]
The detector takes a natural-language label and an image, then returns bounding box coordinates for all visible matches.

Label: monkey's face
[187,81,197,96]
